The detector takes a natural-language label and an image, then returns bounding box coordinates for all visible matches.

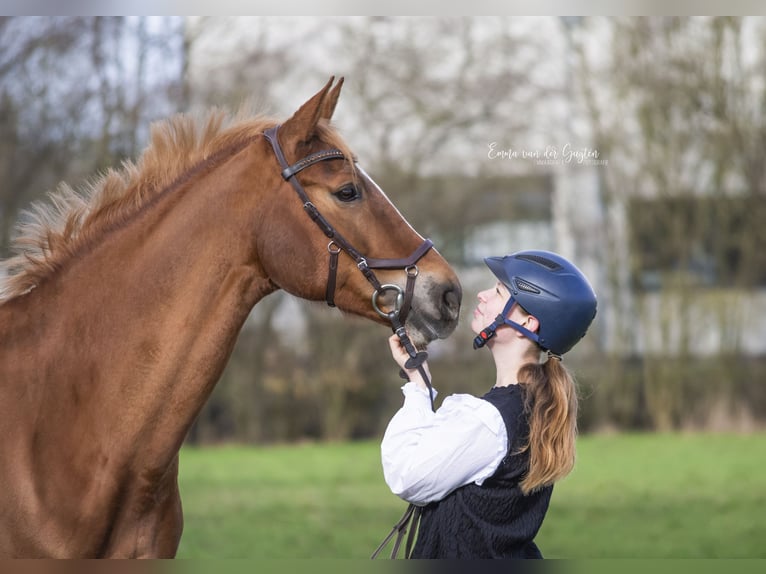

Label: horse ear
[280,76,336,151]
[320,76,343,121]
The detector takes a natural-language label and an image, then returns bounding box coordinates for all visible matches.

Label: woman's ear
[524,315,540,334]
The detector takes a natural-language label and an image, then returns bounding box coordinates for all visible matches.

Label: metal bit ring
[372,284,405,319]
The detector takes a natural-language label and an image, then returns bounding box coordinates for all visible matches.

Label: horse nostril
[441,283,462,317]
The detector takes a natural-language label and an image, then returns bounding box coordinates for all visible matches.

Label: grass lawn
[176,433,766,558]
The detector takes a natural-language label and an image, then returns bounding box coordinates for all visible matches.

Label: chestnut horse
[0,78,461,557]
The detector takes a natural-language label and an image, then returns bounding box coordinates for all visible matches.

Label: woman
[381,250,597,559]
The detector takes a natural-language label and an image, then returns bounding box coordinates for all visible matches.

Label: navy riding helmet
[473,250,597,356]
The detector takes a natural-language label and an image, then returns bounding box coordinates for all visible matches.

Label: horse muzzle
[404,276,462,347]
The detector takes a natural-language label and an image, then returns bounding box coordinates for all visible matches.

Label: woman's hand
[388,334,431,390]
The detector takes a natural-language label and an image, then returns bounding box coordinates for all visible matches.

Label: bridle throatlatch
[263,125,435,559]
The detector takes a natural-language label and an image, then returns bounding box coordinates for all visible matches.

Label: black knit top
[410,384,553,559]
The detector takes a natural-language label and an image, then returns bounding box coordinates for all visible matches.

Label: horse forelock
[0,107,355,303]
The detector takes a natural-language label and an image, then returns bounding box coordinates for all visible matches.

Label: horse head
[255,78,461,347]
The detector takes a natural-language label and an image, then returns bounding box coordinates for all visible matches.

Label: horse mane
[0,106,353,303]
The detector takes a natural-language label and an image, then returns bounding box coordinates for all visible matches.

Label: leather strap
[263,126,345,199]
[397,270,417,326]
[326,243,341,307]
[405,506,422,558]
[365,239,434,270]
[282,149,346,180]
[371,503,418,559]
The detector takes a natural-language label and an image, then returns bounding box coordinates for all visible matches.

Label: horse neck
[16,145,278,470]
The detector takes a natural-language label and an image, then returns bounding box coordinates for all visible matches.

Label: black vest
[410,385,553,559]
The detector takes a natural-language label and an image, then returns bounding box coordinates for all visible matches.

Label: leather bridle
[263,125,434,559]
[263,125,433,336]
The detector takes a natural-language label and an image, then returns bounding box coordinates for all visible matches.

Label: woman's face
[471,281,532,340]
[472,281,510,334]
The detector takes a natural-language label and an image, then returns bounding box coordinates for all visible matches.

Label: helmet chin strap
[473,296,542,350]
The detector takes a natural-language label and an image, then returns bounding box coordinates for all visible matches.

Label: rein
[264,125,433,558]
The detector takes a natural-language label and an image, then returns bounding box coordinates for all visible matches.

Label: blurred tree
[0,16,185,256]
[332,17,565,180]
[183,17,302,113]
[0,17,87,253]
[569,16,766,430]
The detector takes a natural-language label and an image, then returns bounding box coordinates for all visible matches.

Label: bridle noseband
[263,125,433,327]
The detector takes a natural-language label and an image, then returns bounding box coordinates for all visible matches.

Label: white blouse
[381,382,509,507]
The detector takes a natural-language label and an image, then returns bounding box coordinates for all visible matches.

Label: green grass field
[175,433,766,558]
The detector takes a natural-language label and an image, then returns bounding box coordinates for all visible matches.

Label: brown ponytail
[516,356,578,494]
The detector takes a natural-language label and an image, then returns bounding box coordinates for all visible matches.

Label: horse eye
[334,185,361,203]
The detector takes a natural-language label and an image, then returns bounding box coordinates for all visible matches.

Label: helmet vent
[515,253,562,271]
[515,278,541,294]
